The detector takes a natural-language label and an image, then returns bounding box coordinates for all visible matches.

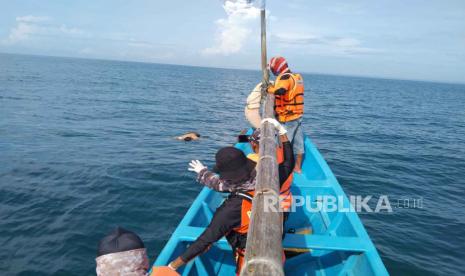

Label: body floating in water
[176,132,201,141]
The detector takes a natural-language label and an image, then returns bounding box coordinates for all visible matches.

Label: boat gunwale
[152,135,389,275]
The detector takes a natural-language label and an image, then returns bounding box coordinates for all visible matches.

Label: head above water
[176,132,200,141]
[269,56,290,76]
[213,146,256,182]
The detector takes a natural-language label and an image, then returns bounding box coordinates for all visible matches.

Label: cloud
[75,34,177,62]
[272,32,382,56]
[326,3,364,15]
[123,39,176,60]
[273,32,324,45]
[332,37,381,54]
[1,15,86,45]
[0,16,175,63]
[202,0,260,56]
[16,15,51,23]
[79,47,94,55]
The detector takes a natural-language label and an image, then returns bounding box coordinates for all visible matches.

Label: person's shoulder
[214,194,243,216]
[287,72,302,79]
[279,74,291,80]
[221,194,244,207]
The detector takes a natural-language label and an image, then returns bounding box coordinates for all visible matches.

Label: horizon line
[1,51,464,86]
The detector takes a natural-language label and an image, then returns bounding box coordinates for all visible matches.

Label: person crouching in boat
[96,227,149,276]
[267,56,305,173]
[167,119,294,275]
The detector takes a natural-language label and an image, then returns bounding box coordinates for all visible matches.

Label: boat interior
[153,136,385,275]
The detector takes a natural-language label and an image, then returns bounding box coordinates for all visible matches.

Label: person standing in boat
[267,56,305,173]
[245,126,294,214]
[166,119,293,275]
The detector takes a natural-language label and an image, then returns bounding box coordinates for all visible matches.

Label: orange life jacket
[236,143,293,237]
[248,143,285,163]
[232,146,292,275]
[273,73,304,122]
[232,174,293,235]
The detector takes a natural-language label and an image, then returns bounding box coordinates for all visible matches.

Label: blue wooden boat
[152,134,389,275]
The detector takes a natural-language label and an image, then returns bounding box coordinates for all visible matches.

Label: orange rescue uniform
[267,73,304,123]
[233,146,293,274]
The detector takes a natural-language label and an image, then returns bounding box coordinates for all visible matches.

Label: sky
[0,0,464,83]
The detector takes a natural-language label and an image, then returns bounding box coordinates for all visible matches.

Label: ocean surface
[1,53,464,275]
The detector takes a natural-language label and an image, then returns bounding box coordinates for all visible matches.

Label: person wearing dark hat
[188,146,257,193]
[96,227,149,276]
[167,119,294,275]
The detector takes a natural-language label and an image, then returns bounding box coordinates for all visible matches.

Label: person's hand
[188,160,206,173]
[169,257,186,271]
[262,118,287,135]
[266,83,274,94]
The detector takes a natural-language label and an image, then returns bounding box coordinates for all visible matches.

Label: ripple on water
[0,54,464,275]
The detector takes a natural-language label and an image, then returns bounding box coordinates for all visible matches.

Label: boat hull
[152,135,389,275]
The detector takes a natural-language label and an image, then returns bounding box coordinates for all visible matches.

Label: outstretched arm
[188,160,234,192]
[197,169,232,192]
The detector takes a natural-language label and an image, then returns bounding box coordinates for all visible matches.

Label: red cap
[269,56,289,76]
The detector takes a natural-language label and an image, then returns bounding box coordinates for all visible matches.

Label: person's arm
[278,135,294,185]
[267,75,291,95]
[188,160,233,192]
[260,118,295,185]
[169,198,242,270]
[271,87,288,96]
[197,169,235,192]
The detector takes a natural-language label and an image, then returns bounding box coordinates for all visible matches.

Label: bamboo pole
[240,3,284,276]
[260,10,270,87]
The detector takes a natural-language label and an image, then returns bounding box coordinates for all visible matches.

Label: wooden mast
[241,1,284,275]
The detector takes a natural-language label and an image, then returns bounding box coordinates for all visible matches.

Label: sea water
[1,53,464,275]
